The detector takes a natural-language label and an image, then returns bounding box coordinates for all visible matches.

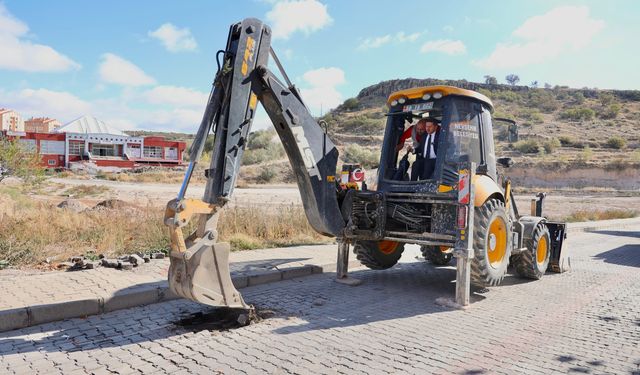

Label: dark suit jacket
[415,130,440,160]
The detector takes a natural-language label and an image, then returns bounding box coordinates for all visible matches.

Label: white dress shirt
[423,133,437,159]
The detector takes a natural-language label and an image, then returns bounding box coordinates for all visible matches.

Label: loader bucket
[169,240,248,309]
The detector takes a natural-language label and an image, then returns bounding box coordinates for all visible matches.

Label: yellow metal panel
[438,184,454,193]
[387,85,493,110]
[472,174,503,207]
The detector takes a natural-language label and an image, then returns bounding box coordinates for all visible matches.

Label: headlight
[390,100,398,106]
[422,93,431,100]
[398,97,406,104]
[432,92,443,99]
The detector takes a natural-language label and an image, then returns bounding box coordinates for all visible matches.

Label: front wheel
[471,199,511,286]
[353,240,404,270]
[512,222,550,279]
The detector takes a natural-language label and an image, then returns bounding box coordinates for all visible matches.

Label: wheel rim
[487,216,507,268]
[378,240,399,255]
[536,235,548,266]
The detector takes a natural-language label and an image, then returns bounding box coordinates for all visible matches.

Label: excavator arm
[165,18,344,309]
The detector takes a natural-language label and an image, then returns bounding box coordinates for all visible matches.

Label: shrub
[598,92,615,106]
[572,92,585,104]
[342,97,359,111]
[606,136,626,149]
[341,115,385,134]
[256,168,276,183]
[559,107,595,121]
[514,139,540,154]
[558,136,574,146]
[600,103,621,119]
[492,90,521,103]
[527,90,559,113]
[243,130,284,165]
[579,146,593,161]
[518,108,544,123]
[248,129,276,149]
[343,144,380,168]
[543,138,561,154]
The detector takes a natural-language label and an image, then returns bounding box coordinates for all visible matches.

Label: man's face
[416,122,426,135]
[425,122,437,134]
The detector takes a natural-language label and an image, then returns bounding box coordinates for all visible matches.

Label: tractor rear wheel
[471,198,511,286]
[353,240,404,270]
[421,246,453,266]
[512,222,550,279]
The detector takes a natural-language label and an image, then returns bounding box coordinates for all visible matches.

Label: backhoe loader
[164,18,567,310]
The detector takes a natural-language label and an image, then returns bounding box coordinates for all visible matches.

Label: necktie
[425,134,432,159]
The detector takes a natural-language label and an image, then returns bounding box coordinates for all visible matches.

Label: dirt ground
[44,178,640,221]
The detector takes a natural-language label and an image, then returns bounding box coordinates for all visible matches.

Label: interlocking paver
[1,229,639,374]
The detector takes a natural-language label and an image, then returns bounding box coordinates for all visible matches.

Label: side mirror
[497,157,514,168]
[476,164,488,174]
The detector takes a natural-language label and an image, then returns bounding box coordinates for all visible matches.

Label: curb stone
[0,261,360,333]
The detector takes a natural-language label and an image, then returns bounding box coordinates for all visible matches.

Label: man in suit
[413,118,440,181]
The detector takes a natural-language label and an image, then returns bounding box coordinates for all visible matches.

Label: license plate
[403,102,433,112]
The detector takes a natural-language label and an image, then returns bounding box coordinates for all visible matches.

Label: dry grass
[0,187,329,267]
[218,205,330,250]
[62,184,112,198]
[564,208,637,222]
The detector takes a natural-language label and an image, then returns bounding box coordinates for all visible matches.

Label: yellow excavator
[164,18,567,310]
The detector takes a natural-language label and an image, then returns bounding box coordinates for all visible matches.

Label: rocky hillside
[318,78,640,186]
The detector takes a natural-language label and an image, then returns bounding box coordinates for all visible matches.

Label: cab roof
[387,85,493,110]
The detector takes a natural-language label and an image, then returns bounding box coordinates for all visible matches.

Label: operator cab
[378,85,496,193]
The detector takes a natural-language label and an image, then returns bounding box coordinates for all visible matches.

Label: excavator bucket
[168,240,247,308]
[165,199,248,309]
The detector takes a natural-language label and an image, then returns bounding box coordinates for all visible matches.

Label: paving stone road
[1,229,639,374]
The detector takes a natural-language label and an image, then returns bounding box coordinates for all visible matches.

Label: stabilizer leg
[335,240,361,286]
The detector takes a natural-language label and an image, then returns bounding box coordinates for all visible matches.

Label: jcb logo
[241,36,255,76]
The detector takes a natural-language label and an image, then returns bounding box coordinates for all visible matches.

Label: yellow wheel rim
[378,240,399,255]
[487,216,507,267]
[536,235,548,265]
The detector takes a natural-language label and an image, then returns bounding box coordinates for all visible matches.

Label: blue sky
[1,0,638,132]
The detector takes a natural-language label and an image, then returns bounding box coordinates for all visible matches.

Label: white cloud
[0,4,79,72]
[299,67,345,114]
[358,31,422,50]
[420,39,466,55]
[475,6,604,69]
[266,0,332,39]
[143,85,208,108]
[0,88,91,121]
[358,35,392,50]
[148,23,197,52]
[99,53,156,86]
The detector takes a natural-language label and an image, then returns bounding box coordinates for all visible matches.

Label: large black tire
[512,222,550,279]
[353,240,404,270]
[471,198,512,286]
[421,246,453,266]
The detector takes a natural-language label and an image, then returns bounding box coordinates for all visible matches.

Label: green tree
[0,138,44,184]
[484,75,498,85]
[505,74,520,86]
